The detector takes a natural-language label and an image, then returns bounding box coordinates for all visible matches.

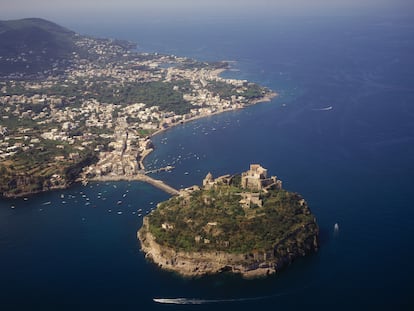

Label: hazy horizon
[1,0,413,26]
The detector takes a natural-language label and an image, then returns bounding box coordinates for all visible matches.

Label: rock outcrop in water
[138,164,319,278]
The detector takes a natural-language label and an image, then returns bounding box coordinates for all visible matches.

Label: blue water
[1,15,414,309]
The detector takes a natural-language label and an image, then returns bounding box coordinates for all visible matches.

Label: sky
[1,0,413,23]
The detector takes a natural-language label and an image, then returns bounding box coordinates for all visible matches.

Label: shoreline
[140,91,278,171]
[1,91,276,199]
[137,182,319,279]
[87,90,277,194]
[2,86,277,199]
[138,218,278,279]
[87,91,277,195]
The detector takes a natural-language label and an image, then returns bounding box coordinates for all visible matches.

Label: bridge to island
[88,173,179,196]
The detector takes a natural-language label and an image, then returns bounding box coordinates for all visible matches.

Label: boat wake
[153,292,288,305]
[154,298,215,305]
[312,106,333,111]
[334,222,340,237]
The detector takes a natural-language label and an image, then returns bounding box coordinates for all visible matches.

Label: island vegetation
[138,165,319,278]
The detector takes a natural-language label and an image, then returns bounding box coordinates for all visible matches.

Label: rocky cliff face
[138,217,319,278]
[1,173,68,198]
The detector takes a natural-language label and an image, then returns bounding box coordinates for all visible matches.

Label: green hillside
[146,176,319,254]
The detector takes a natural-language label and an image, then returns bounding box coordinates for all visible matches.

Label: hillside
[0,18,76,76]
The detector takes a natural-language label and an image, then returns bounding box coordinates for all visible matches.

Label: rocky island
[0,18,276,198]
[138,164,319,278]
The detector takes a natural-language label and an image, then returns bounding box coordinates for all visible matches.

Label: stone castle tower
[241,164,281,191]
[203,172,214,189]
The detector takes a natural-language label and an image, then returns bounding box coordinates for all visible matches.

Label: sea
[1,14,414,310]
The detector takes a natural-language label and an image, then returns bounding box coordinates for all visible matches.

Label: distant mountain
[0,18,77,76]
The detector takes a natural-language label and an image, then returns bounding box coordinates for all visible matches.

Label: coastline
[86,91,277,196]
[138,218,278,279]
[136,164,320,279]
[1,184,69,199]
[138,212,319,279]
[1,73,276,199]
[0,91,276,199]
[0,19,279,200]
[140,91,278,171]
[149,92,277,139]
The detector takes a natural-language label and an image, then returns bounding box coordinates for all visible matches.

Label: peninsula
[0,18,276,198]
[138,164,319,278]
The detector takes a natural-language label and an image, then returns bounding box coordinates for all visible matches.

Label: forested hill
[0,18,76,76]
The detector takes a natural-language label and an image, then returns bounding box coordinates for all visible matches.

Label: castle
[202,172,232,190]
[203,164,282,192]
[201,164,282,209]
[241,164,281,191]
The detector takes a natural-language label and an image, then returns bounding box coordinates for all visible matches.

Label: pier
[88,173,179,196]
[138,175,179,195]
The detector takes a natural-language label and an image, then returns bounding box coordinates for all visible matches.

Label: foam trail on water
[153,293,287,305]
[312,106,333,111]
[153,298,213,304]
